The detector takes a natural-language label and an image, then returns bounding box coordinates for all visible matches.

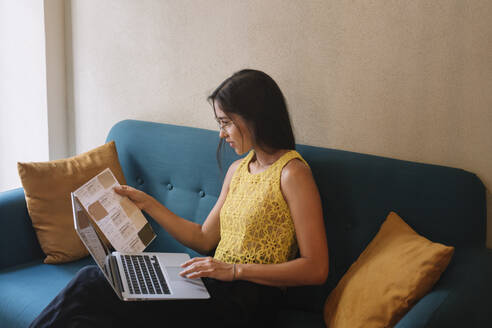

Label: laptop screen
[72,193,112,278]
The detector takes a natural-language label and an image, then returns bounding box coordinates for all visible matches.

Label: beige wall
[67,0,492,247]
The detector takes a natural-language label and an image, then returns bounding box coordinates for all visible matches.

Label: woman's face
[214,101,253,155]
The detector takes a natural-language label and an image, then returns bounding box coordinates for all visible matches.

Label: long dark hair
[208,69,296,169]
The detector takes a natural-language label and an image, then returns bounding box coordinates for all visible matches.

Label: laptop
[71,193,210,301]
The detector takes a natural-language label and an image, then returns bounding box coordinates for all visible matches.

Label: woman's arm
[114,159,241,255]
[180,159,329,287]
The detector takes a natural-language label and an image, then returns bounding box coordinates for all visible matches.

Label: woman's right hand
[113,185,154,212]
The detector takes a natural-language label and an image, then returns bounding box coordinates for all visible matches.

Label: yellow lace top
[214,149,309,264]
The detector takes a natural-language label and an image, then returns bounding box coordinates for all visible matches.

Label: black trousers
[30,265,284,328]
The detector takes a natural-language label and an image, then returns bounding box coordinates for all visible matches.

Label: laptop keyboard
[121,254,170,295]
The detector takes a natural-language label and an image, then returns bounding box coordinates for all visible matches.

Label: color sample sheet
[74,168,155,253]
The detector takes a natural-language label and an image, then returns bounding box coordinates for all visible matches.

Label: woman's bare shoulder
[282,158,311,179]
[229,158,242,172]
[223,158,243,182]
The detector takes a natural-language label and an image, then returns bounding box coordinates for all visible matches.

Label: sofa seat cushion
[0,257,93,328]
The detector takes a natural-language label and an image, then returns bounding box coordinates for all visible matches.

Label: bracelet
[232,263,236,281]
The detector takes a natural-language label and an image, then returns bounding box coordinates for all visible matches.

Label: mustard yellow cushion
[17,141,126,264]
[324,211,454,328]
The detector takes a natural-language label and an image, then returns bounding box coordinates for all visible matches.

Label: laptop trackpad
[165,266,205,287]
[165,266,192,282]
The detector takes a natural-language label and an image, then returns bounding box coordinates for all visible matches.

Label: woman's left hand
[179,257,235,281]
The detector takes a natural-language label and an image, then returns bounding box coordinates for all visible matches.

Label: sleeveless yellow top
[214,149,309,264]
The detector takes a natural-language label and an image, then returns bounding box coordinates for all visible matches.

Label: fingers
[180,256,212,268]
[113,185,128,194]
[179,264,202,278]
[113,185,137,197]
[178,257,233,281]
[179,257,214,278]
[184,269,213,279]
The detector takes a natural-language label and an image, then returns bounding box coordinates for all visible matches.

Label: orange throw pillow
[324,211,454,328]
[17,141,126,264]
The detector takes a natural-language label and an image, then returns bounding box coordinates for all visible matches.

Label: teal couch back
[107,119,486,312]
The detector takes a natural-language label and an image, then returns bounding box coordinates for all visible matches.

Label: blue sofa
[1,119,491,327]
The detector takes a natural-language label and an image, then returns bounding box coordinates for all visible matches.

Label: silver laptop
[71,193,210,301]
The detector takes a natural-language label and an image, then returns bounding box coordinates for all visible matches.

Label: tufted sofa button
[167,184,173,191]
[345,223,353,231]
[136,177,144,185]
[199,190,205,198]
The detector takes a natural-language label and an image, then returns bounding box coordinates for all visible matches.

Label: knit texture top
[214,149,309,264]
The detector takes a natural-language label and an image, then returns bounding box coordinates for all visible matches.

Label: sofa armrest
[395,247,492,328]
[0,188,44,270]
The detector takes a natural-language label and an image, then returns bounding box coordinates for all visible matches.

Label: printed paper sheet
[74,168,155,253]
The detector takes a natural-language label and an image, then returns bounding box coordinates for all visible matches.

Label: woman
[30,69,329,328]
